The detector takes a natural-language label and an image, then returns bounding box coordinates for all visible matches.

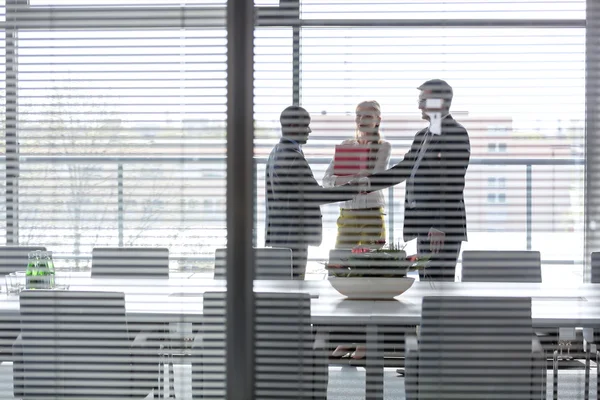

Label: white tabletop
[1,278,600,327]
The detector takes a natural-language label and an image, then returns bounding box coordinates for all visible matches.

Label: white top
[322,139,392,210]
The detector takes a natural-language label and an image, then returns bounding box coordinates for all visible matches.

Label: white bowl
[328,277,415,300]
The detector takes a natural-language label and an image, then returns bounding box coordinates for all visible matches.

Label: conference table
[2,277,600,400]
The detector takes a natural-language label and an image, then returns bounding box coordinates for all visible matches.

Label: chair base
[157,353,177,399]
[583,340,599,400]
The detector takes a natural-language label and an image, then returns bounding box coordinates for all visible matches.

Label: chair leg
[553,349,559,400]
[596,349,599,400]
[158,349,166,399]
[157,354,163,399]
[542,361,547,400]
[584,340,590,400]
[535,369,546,400]
[169,357,176,399]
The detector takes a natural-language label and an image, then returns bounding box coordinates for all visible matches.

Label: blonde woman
[323,100,391,360]
[323,100,392,250]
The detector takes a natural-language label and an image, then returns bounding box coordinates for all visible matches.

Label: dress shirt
[406,129,431,208]
[406,114,450,209]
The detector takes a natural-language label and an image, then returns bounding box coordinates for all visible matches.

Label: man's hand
[428,228,445,253]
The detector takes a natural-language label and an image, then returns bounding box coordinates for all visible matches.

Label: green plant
[325,243,430,278]
[383,241,407,252]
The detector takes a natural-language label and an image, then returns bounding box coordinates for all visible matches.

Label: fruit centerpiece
[325,242,430,299]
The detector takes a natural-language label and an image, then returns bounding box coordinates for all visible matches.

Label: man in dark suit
[364,79,470,281]
[265,105,363,279]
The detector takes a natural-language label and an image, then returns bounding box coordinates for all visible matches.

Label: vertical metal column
[4,1,23,245]
[388,187,394,244]
[253,157,258,248]
[526,165,532,250]
[585,0,600,282]
[117,163,124,247]
[226,1,255,400]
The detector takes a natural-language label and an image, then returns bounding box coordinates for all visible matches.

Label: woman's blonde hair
[355,100,382,144]
[355,100,382,171]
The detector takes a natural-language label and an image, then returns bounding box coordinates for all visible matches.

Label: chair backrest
[191,291,324,399]
[91,247,169,278]
[461,250,542,283]
[15,290,154,398]
[417,296,534,399]
[591,252,600,283]
[0,246,46,276]
[213,247,293,280]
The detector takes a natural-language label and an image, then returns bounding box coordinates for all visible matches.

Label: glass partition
[299,26,585,282]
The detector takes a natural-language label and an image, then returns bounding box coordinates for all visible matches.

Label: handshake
[348,174,371,194]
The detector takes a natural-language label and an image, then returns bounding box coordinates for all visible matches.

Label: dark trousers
[417,236,462,281]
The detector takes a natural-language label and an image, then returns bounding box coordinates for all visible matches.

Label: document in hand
[333,144,370,176]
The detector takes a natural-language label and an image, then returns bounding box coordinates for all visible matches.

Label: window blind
[0,1,596,399]
[275,25,585,280]
[14,27,229,270]
[6,0,586,279]
[300,0,585,20]
[5,3,292,272]
[0,2,6,245]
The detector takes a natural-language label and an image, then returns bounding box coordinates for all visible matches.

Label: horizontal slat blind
[0,1,596,400]
[295,25,585,276]
[254,8,587,400]
[3,1,586,276]
[14,24,229,270]
[3,4,231,400]
[301,0,585,20]
[7,5,291,271]
[0,1,5,246]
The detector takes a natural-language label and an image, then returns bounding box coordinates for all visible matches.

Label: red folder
[333,145,370,176]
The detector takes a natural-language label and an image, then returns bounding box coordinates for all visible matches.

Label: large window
[0,0,589,281]
[11,23,291,270]
[299,26,585,275]
[0,3,595,399]
[15,29,228,268]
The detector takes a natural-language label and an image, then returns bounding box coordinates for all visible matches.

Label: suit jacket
[265,138,358,247]
[367,115,470,242]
